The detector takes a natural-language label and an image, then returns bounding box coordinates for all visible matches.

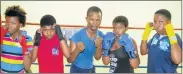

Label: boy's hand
[165,24,177,44]
[23,52,32,72]
[142,22,154,40]
[94,37,103,49]
[118,33,137,58]
[76,41,85,52]
[55,25,64,41]
[1,25,8,45]
[33,30,41,46]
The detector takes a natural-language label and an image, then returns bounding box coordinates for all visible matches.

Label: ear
[53,23,57,28]
[125,27,128,32]
[86,17,88,21]
[168,20,171,24]
[20,23,23,27]
[53,23,57,27]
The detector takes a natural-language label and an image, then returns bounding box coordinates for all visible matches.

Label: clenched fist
[76,41,85,52]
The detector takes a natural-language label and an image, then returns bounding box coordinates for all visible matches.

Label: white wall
[1,1,181,28]
[1,1,182,73]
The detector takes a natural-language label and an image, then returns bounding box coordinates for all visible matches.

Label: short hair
[155,9,171,20]
[5,5,27,27]
[87,6,102,17]
[40,14,56,27]
[112,15,129,27]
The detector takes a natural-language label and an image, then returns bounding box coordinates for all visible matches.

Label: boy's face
[86,12,102,32]
[5,16,21,34]
[113,23,127,38]
[153,14,170,35]
[41,25,55,39]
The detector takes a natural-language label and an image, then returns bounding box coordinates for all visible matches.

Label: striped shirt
[1,30,33,73]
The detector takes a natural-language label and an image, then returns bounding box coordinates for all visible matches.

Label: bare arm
[0,48,1,70]
[102,56,110,65]
[67,41,83,63]
[60,39,70,58]
[129,39,140,69]
[94,45,102,60]
[32,46,38,62]
[171,43,182,64]
[140,40,148,55]
[94,37,103,60]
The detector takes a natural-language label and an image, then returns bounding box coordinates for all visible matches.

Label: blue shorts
[70,64,95,73]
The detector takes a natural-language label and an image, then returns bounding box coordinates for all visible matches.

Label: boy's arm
[32,46,38,62]
[94,37,103,60]
[165,24,182,64]
[140,40,148,55]
[140,22,153,55]
[55,25,70,58]
[60,39,70,58]
[0,48,1,70]
[171,43,182,64]
[22,35,33,73]
[32,30,41,62]
[129,39,140,69]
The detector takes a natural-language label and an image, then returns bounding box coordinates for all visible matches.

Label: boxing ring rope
[1,21,182,68]
[1,21,182,30]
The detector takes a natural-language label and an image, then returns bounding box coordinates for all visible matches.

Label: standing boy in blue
[140,9,182,73]
[67,6,103,73]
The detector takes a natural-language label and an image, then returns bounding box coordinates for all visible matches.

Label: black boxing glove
[55,25,64,41]
[33,30,41,46]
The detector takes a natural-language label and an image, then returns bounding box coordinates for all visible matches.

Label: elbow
[103,61,109,65]
[67,58,72,63]
[95,56,101,60]
[102,56,110,65]
[65,54,70,59]
[131,62,140,69]
[67,57,75,63]
[32,58,36,63]
[140,48,147,55]
[31,56,37,63]
[130,58,140,69]
[131,64,139,69]
[172,58,182,65]
[140,51,147,55]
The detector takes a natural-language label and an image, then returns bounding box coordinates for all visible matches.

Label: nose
[153,23,158,29]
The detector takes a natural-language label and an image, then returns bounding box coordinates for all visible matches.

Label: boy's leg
[80,65,96,73]
[70,64,79,73]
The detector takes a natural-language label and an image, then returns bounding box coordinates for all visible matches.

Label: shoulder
[73,28,86,36]
[97,30,104,37]
[21,30,32,42]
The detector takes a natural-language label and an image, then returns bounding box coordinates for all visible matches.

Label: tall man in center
[67,6,104,73]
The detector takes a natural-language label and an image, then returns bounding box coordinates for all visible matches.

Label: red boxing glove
[1,26,8,45]
[19,36,27,55]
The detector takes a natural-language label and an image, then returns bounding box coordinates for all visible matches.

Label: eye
[159,21,163,24]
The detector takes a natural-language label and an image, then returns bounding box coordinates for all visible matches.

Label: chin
[91,28,97,31]
[156,31,165,35]
[46,36,53,40]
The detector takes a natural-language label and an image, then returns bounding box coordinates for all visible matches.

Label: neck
[86,26,96,35]
[10,30,21,40]
[86,26,97,40]
[159,31,167,35]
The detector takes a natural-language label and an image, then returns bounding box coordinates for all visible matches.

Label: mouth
[8,28,13,33]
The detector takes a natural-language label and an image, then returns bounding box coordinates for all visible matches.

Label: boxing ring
[1,21,182,73]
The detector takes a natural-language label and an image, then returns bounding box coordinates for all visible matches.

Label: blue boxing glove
[102,32,115,56]
[118,33,137,58]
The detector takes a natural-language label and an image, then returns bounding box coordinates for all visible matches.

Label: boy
[140,9,182,73]
[67,6,103,73]
[32,14,70,73]
[1,5,33,73]
[102,15,140,73]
